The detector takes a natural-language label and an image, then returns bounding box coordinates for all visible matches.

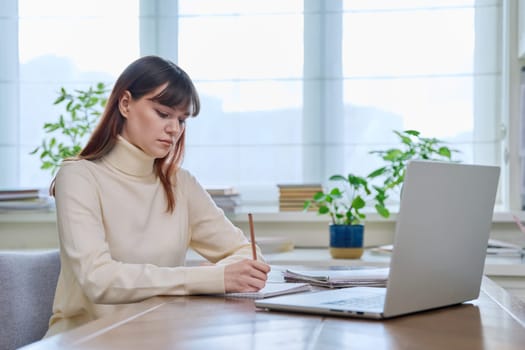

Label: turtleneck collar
[103,136,156,177]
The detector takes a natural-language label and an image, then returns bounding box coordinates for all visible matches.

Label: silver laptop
[255,160,500,319]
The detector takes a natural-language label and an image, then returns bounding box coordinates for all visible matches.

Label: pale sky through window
[12,0,498,192]
[18,0,139,76]
[342,7,475,138]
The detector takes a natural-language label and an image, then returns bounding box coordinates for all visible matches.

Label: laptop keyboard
[322,294,385,310]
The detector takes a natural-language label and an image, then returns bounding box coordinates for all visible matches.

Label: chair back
[0,250,60,350]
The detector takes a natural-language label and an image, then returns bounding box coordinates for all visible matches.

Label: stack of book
[0,188,40,201]
[277,184,322,212]
[0,188,54,211]
[206,188,241,213]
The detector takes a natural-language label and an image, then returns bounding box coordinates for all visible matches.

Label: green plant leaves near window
[30,83,108,175]
[305,129,459,225]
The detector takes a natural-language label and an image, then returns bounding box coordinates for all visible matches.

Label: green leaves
[438,146,451,158]
[351,196,365,210]
[305,129,458,226]
[367,129,459,216]
[31,83,109,175]
[305,173,375,225]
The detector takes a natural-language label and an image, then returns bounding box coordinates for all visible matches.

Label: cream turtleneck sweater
[45,136,262,336]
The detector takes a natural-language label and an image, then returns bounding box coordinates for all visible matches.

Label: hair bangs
[152,79,200,117]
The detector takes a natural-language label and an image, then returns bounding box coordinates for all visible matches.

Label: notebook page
[221,282,311,299]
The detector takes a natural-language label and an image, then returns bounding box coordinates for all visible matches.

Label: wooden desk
[24,277,525,350]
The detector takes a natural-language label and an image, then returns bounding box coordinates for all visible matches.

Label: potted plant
[304,130,458,259]
[304,174,388,259]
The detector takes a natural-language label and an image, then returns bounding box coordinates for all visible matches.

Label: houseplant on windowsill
[304,174,389,259]
[304,130,457,259]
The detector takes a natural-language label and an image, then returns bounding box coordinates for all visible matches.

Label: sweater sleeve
[54,162,226,304]
[179,169,264,264]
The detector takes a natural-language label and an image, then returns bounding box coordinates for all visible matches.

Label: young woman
[45,56,270,336]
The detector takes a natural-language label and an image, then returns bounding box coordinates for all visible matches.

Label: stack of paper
[371,239,525,257]
[0,188,55,211]
[283,268,389,288]
[0,197,54,211]
[0,188,40,200]
[487,239,524,257]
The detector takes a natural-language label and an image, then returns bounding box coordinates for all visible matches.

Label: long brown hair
[50,56,200,213]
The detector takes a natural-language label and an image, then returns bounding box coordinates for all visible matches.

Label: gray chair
[0,250,60,350]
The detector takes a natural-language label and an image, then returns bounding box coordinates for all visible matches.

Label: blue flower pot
[329,224,364,259]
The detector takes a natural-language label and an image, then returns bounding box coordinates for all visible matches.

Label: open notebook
[219,282,311,299]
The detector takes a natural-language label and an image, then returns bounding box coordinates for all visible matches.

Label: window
[340,0,501,174]
[8,0,139,188]
[176,0,505,209]
[177,0,304,206]
[1,0,514,211]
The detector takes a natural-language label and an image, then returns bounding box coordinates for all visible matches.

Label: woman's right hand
[224,259,271,293]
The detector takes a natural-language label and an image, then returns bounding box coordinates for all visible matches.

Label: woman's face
[119,83,190,159]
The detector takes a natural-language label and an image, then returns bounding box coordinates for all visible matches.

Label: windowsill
[228,209,525,224]
[1,208,525,250]
[1,208,524,223]
[0,209,57,223]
